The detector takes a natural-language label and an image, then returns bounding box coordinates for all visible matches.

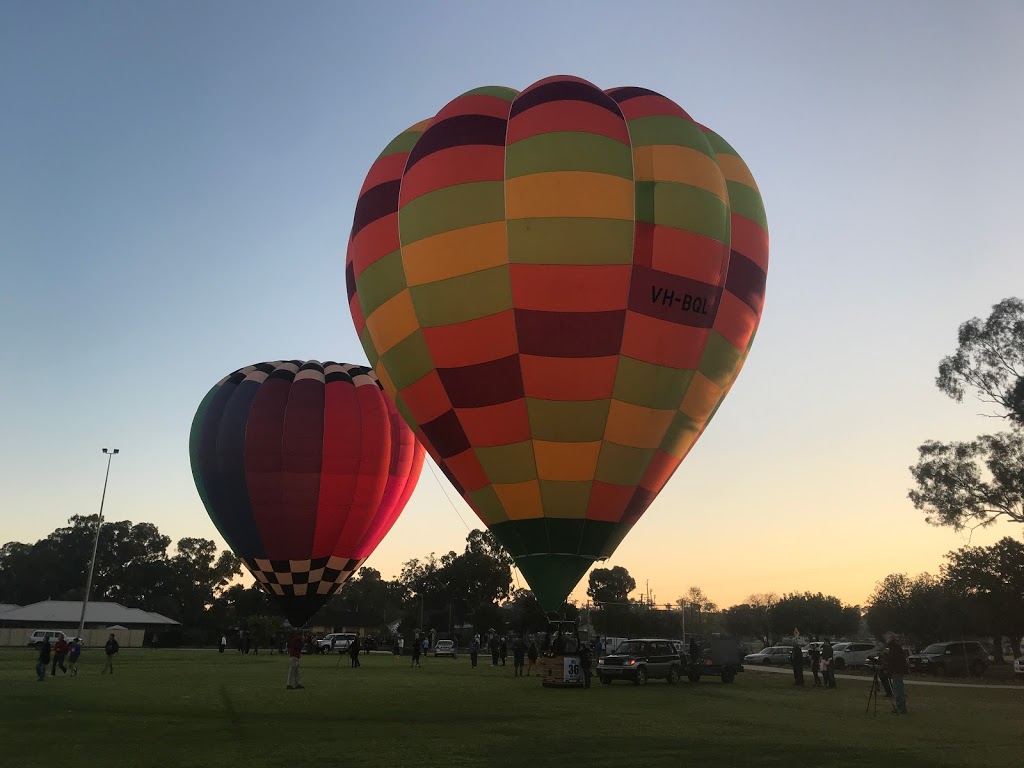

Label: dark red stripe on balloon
[514,309,626,358]
[436,355,525,408]
[405,114,508,170]
[311,377,362,558]
[724,251,767,314]
[273,378,324,559]
[243,377,291,558]
[419,409,472,458]
[350,180,401,239]
[333,386,390,556]
[509,80,621,118]
[605,86,660,102]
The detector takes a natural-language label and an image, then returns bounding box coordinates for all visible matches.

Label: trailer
[686,635,745,684]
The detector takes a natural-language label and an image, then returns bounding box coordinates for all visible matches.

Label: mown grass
[0,648,1019,767]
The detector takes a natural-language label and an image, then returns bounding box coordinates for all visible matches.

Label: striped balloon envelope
[345,75,768,612]
[189,360,424,626]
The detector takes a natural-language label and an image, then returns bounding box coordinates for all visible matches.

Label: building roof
[0,600,179,626]
[0,604,19,614]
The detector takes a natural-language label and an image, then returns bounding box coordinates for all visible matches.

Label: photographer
[883,633,908,714]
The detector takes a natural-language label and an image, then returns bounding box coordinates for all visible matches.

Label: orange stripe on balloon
[509,264,631,312]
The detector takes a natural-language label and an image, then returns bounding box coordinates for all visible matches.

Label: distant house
[0,600,179,648]
[0,604,19,615]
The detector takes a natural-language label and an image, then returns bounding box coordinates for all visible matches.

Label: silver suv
[596,638,683,685]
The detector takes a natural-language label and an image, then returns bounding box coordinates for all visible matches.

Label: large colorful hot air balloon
[345,75,768,611]
[189,360,424,626]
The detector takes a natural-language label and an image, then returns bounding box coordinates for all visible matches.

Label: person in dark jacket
[349,636,361,668]
[512,634,525,677]
[791,642,804,686]
[469,635,479,668]
[884,633,908,713]
[689,637,700,665]
[809,646,822,687]
[36,638,51,681]
[499,637,508,666]
[578,642,592,688]
[68,638,83,676]
[102,634,119,675]
[411,634,421,667]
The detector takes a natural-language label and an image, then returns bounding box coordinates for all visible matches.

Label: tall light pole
[77,448,119,640]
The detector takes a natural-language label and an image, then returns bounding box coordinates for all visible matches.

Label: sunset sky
[2,1,1022,610]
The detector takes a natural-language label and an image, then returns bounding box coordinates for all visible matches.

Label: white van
[27,629,68,647]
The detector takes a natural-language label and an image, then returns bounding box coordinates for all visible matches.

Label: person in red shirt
[51,636,69,676]
[286,631,304,690]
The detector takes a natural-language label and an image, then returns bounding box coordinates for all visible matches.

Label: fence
[0,626,148,648]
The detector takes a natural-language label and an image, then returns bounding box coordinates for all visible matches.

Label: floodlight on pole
[77,448,119,640]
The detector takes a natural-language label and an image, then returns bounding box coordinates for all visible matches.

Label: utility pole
[77,448,119,640]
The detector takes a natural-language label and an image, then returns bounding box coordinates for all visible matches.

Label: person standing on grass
[689,636,700,666]
[884,633,908,714]
[527,637,539,676]
[411,634,421,667]
[102,633,119,675]
[791,642,804,686]
[469,635,479,668]
[286,631,304,690]
[512,634,525,677]
[579,641,592,688]
[36,638,51,682]
[822,639,836,689]
[51,635,69,676]
[809,646,822,687]
[349,636,361,668]
[219,634,227,654]
[69,638,82,676]
[499,636,508,666]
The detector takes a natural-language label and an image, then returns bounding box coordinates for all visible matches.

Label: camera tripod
[865,665,899,716]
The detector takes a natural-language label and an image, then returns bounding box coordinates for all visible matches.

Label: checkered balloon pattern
[346,75,768,611]
[190,361,425,626]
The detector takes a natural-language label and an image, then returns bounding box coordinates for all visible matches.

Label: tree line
[2,299,1020,651]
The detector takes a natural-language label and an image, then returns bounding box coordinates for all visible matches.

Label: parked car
[743,646,792,666]
[27,629,67,647]
[831,641,881,670]
[596,638,683,685]
[907,641,991,676]
[434,640,456,658]
[317,633,357,654]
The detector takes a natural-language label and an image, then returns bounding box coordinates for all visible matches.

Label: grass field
[1,648,1020,767]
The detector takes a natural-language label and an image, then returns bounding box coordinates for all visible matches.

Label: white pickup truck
[317,633,357,654]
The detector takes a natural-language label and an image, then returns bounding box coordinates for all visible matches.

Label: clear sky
[2,0,1022,610]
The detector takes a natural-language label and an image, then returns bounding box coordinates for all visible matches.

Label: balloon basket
[539,655,586,689]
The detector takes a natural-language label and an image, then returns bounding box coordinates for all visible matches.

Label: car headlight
[628,659,637,666]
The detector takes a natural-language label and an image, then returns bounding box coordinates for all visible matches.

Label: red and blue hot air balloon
[189,360,424,626]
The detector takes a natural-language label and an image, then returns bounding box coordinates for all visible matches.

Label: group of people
[34,633,119,680]
[789,634,908,713]
[794,640,838,689]
[467,633,540,677]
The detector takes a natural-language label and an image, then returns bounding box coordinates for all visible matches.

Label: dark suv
[596,638,683,685]
[908,641,991,676]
